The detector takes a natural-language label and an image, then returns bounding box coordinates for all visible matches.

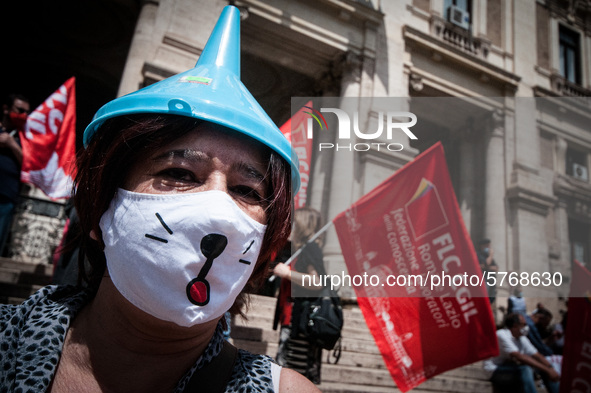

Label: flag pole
[268,220,334,282]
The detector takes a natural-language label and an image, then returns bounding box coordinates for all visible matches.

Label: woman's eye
[159,168,196,182]
[232,185,265,203]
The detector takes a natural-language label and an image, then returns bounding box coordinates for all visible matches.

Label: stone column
[555,200,571,295]
[323,53,363,258]
[484,109,507,271]
[117,0,160,97]
[458,118,475,235]
[555,136,567,175]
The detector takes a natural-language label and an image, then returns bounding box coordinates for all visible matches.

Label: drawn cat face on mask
[100,189,266,327]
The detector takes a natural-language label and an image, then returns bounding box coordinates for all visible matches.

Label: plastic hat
[83,5,300,192]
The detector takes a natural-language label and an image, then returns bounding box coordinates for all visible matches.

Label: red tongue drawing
[186,234,227,306]
[188,279,209,305]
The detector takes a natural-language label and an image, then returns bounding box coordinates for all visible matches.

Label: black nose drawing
[186,234,228,306]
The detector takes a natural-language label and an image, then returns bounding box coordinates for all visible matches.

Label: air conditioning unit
[447,5,470,30]
[573,162,589,181]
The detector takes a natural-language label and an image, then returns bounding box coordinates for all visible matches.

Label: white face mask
[520,325,530,336]
[99,188,267,327]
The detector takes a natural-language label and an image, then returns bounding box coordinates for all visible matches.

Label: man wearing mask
[483,313,560,393]
[526,307,554,356]
[477,238,498,304]
[0,94,29,255]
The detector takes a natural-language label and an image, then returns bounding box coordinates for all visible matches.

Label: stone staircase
[231,294,494,393]
[0,258,494,392]
[0,257,53,304]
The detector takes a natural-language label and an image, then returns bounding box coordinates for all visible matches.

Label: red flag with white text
[559,260,591,393]
[333,142,498,392]
[281,101,313,209]
[20,77,77,199]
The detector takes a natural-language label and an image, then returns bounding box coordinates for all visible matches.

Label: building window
[444,0,472,30]
[566,147,588,182]
[559,25,581,85]
[569,220,589,265]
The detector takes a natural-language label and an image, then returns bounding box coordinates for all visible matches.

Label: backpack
[305,288,344,350]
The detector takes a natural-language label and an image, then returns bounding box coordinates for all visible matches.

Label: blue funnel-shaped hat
[83,5,300,192]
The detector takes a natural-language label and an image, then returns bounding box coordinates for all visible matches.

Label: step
[321,364,492,393]
[316,382,396,393]
[233,337,389,370]
[0,268,20,284]
[233,338,277,358]
[233,313,376,343]
[316,381,489,393]
[0,257,54,276]
[231,324,280,343]
[246,294,365,319]
[0,258,53,291]
[233,336,490,386]
[0,282,45,303]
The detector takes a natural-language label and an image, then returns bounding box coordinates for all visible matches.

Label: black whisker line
[243,240,255,254]
[145,234,168,243]
[238,259,252,265]
[155,213,173,234]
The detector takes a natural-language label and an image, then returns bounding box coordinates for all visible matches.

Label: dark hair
[479,238,491,245]
[5,93,29,107]
[292,207,324,249]
[73,114,292,316]
[534,308,553,319]
[504,313,522,328]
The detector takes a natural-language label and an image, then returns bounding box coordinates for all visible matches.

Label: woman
[0,5,320,393]
[273,207,326,384]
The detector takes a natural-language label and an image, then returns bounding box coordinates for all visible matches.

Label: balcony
[551,74,591,97]
[430,15,490,60]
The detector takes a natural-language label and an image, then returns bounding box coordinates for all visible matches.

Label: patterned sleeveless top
[0,286,277,392]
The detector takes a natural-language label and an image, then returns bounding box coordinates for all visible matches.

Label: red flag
[20,77,77,199]
[560,260,591,393]
[333,142,498,392]
[281,101,313,209]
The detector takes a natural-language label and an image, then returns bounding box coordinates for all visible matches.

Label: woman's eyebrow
[153,149,209,162]
[152,149,267,184]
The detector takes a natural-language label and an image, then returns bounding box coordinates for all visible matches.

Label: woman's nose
[203,171,229,193]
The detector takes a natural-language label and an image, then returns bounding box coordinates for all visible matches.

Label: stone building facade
[112,0,591,312]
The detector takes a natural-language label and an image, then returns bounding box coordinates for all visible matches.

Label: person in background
[273,207,326,384]
[484,313,560,393]
[507,286,527,316]
[547,307,567,355]
[525,307,554,356]
[477,238,498,304]
[0,94,29,256]
[0,6,320,392]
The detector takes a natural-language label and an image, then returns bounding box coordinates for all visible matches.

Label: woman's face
[124,124,270,224]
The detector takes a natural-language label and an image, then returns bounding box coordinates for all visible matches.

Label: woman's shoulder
[226,349,275,391]
[278,367,321,392]
[0,285,88,392]
[227,349,320,393]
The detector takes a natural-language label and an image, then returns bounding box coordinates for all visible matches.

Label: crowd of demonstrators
[476,238,498,304]
[484,313,560,393]
[507,298,566,357]
[477,236,568,392]
[0,94,30,257]
[273,207,327,385]
[0,5,321,392]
